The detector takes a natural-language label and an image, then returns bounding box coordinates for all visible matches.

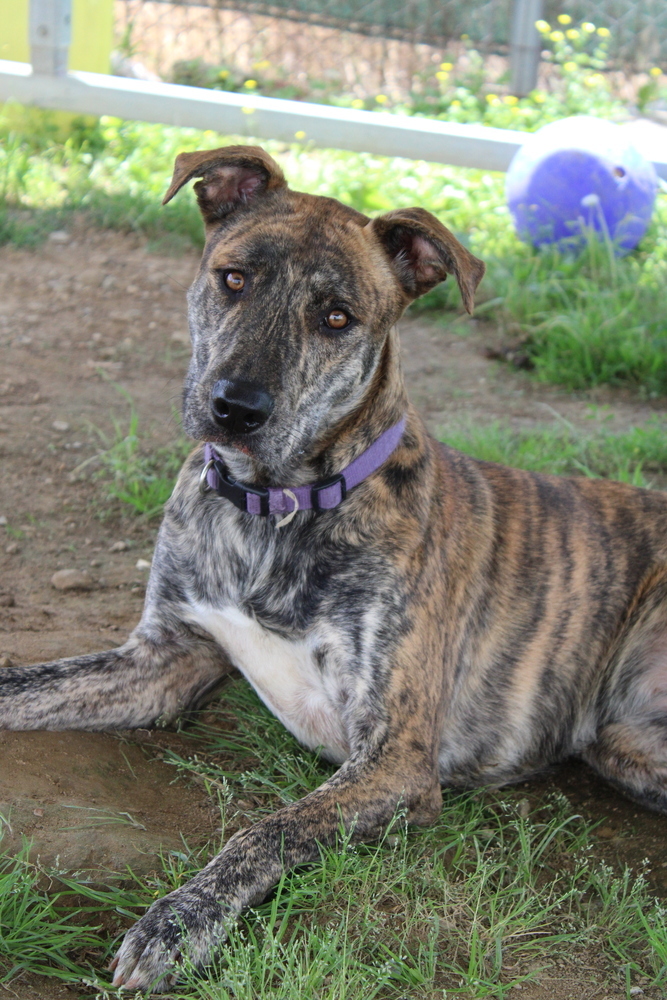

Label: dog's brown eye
[225,271,245,292]
[325,310,349,330]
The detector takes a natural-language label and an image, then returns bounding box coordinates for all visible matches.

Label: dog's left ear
[162,145,286,224]
[368,208,485,313]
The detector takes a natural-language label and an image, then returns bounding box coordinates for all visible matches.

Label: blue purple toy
[506,116,658,255]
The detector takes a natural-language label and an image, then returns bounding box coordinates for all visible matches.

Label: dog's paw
[111,887,227,992]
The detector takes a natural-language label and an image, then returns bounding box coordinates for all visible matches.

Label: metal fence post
[510,0,544,96]
[30,0,72,75]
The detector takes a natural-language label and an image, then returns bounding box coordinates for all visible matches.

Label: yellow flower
[557,14,572,24]
[563,61,577,71]
[436,71,449,81]
[504,94,518,105]
[596,26,610,37]
[549,30,564,41]
[244,79,257,89]
[450,99,461,107]
[241,106,255,114]
[375,94,388,104]
[533,91,546,103]
[584,73,605,86]
[485,93,498,102]
[253,60,270,71]
[351,98,364,109]
[650,66,662,77]
[535,19,550,32]
[582,22,596,32]
[294,130,306,140]
[440,62,453,71]
[566,29,579,39]
[217,69,229,79]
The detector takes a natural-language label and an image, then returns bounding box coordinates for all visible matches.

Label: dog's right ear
[162,145,286,224]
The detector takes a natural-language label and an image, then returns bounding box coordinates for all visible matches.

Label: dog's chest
[185,601,350,764]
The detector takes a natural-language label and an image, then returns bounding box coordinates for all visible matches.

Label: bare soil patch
[1,226,666,998]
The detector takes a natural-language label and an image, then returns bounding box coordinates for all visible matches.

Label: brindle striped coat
[2,146,666,991]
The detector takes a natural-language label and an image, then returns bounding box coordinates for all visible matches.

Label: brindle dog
[3,145,667,990]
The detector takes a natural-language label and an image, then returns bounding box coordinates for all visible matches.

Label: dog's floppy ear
[368,208,485,313]
[162,145,286,224]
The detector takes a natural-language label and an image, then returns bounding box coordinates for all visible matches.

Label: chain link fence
[114,0,667,103]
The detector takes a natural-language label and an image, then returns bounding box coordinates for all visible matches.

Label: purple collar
[200,417,406,518]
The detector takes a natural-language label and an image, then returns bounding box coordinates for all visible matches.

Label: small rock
[52,420,70,432]
[101,274,116,290]
[5,542,20,555]
[0,594,15,607]
[109,540,128,552]
[89,559,102,567]
[135,558,151,570]
[33,808,44,817]
[517,798,530,819]
[48,230,70,244]
[0,655,14,669]
[50,569,94,591]
[0,515,7,526]
[630,989,644,997]
[596,825,616,839]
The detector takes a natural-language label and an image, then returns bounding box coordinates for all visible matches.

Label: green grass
[441,415,667,488]
[3,679,667,997]
[86,393,192,518]
[0,840,102,982]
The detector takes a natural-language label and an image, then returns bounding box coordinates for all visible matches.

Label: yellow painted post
[70,0,114,73]
[0,0,30,62]
[0,0,114,72]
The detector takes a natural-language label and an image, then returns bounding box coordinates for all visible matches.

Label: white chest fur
[184,602,350,764]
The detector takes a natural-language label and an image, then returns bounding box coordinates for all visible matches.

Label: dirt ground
[1,223,667,999]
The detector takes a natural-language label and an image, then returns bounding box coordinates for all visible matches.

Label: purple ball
[506,117,658,255]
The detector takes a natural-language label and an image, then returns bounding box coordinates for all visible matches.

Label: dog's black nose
[210,379,274,434]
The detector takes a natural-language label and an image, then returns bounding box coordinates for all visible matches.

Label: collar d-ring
[199,459,215,495]
[275,489,299,529]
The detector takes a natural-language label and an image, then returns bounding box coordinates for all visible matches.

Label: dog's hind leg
[582,575,667,812]
[0,625,232,731]
[582,714,667,813]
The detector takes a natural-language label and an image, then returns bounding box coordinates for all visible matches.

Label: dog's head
[164,145,485,479]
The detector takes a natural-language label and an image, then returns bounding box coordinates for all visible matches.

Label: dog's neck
[214,325,409,489]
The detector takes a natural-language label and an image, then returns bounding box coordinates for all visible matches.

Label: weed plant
[167,18,627,131]
[89,397,192,517]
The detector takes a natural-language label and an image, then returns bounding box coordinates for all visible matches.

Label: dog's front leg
[111,735,442,991]
[0,624,231,731]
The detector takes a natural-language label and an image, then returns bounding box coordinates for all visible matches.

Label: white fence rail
[0,59,531,172]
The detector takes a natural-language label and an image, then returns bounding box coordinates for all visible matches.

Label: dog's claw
[110,886,227,993]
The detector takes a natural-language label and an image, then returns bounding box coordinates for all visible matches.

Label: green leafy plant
[90,391,192,517]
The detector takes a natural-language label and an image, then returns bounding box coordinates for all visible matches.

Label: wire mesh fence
[114,0,667,104]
